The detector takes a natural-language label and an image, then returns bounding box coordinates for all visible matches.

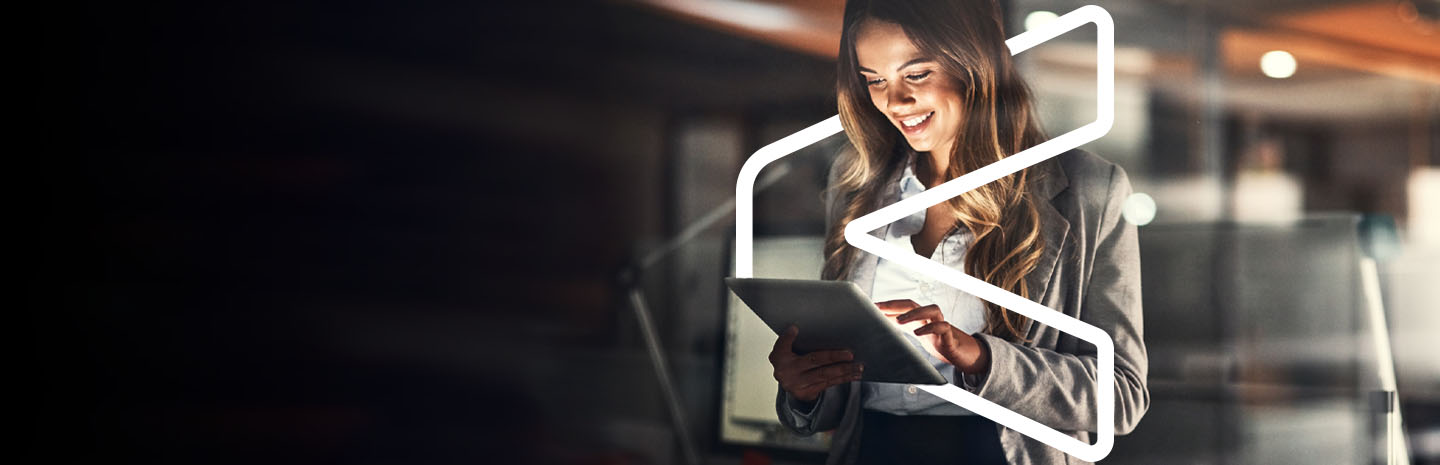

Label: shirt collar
[890,152,927,238]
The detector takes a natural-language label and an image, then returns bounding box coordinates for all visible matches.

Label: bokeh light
[1260,50,1298,79]
[1123,192,1157,226]
[1025,10,1059,32]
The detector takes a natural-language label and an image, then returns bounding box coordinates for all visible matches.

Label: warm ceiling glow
[1260,50,1298,78]
[1025,11,1058,32]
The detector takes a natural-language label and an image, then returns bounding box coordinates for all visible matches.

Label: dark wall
[29,1,835,463]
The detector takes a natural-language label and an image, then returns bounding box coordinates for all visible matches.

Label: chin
[905,138,934,153]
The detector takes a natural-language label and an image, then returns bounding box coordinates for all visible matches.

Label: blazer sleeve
[966,163,1150,435]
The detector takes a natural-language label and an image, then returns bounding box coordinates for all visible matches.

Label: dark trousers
[856,410,1007,465]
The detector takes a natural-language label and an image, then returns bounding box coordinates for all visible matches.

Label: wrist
[958,333,991,374]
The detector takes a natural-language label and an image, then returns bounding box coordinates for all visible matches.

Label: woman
[768,0,1148,464]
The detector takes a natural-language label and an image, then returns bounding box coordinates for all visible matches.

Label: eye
[864,76,886,88]
[905,70,933,82]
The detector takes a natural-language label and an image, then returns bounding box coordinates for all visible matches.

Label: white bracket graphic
[734,5,1116,462]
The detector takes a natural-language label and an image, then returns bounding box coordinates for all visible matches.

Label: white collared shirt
[786,156,990,424]
[860,158,987,416]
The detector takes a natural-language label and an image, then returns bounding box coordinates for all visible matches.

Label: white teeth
[902,112,932,128]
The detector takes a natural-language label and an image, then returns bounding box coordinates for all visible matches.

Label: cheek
[913,89,943,113]
[868,90,886,112]
[933,92,964,131]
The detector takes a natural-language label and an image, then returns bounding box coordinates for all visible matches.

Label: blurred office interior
[33,0,1438,464]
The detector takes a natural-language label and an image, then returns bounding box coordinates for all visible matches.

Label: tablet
[724,277,948,385]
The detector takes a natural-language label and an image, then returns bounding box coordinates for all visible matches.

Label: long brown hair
[823,0,1048,342]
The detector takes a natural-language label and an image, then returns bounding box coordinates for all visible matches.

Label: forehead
[854,20,924,71]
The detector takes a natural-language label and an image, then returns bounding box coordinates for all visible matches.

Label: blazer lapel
[1018,158,1070,342]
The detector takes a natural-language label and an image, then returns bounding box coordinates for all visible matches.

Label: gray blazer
[776,149,1149,465]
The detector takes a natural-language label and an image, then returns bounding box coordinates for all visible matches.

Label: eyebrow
[857,57,936,74]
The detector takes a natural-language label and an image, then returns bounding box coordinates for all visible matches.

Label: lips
[898,111,933,136]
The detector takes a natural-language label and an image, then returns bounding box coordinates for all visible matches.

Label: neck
[919,144,952,187]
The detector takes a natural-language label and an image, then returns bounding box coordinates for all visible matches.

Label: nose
[885,81,916,114]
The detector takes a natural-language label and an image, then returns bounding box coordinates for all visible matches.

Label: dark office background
[26,0,1439,464]
[29,1,833,463]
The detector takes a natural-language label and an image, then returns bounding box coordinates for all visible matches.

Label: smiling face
[854,20,966,158]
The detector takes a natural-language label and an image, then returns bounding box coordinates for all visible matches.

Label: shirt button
[907,385,918,394]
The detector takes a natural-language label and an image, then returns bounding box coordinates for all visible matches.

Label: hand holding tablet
[725,278,948,386]
[768,325,862,402]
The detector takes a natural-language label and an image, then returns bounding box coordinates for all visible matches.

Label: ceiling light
[1260,50,1297,79]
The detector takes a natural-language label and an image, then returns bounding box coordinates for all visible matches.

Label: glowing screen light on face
[735,6,1120,462]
